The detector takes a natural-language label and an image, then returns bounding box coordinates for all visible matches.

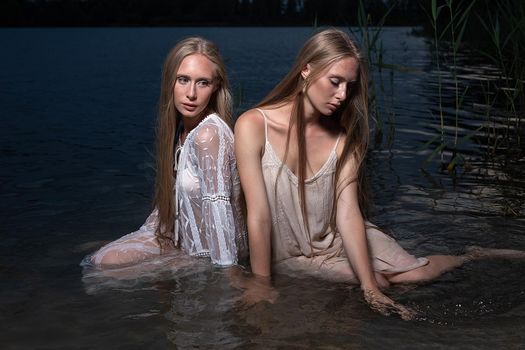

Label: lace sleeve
[193,121,238,266]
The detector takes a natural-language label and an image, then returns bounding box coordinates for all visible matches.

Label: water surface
[1,27,524,349]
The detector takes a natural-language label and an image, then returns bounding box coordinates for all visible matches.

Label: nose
[186,82,197,101]
[335,85,346,101]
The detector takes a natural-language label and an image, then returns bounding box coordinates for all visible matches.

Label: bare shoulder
[235,108,264,132]
[335,130,348,156]
[234,108,266,142]
[335,132,361,175]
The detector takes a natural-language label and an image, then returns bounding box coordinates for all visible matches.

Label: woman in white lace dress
[82,37,247,269]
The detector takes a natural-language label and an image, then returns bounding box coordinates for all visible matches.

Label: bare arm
[335,153,379,292]
[336,152,414,319]
[234,110,273,277]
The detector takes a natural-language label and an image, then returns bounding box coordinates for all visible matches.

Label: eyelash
[330,79,355,92]
[197,80,210,87]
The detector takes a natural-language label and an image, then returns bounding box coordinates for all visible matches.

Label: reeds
[423,0,524,170]
[353,0,523,173]
[476,0,524,155]
[422,0,478,171]
[350,0,397,147]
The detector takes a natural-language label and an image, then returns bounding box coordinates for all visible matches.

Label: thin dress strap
[332,133,342,153]
[255,108,269,143]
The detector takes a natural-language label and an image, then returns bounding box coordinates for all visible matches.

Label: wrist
[250,273,273,287]
[360,283,380,293]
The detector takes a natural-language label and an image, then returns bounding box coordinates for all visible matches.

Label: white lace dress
[81,114,248,268]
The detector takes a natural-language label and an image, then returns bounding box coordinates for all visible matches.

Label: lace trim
[192,251,210,258]
[202,194,230,202]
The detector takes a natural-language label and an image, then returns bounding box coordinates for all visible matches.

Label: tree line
[1,0,425,27]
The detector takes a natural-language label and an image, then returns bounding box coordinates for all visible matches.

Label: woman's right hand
[362,287,416,321]
[228,268,279,308]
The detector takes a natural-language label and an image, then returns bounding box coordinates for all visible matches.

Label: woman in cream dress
[235,28,525,318]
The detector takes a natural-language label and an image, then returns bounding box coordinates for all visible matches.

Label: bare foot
[465,246,525,261]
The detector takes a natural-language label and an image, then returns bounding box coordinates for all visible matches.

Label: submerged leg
[386,255,465,284]
[386,246,525,284]
[374,271,391,289]
[86,233,163,268]
[464,246,525,261]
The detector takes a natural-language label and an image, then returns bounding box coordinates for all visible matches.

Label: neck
[276,98,320,128]
[180,110,209,136]
[301,95,321,125]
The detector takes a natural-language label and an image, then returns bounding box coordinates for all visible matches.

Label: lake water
[1,27,524,349]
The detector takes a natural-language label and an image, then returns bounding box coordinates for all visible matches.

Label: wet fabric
[256,109,428,282]
[81,114,248,268]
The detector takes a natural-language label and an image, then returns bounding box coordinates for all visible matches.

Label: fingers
[363,289,417,320]
[233,286,279,311]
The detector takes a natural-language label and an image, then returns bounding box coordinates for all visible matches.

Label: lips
[182,103,198,111]
[327,103,340,111]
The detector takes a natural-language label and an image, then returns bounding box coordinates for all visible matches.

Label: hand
[227,268,279,308]
[363,288,416,321]
[237,282,279,308]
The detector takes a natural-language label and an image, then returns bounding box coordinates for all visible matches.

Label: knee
[408,266,434,282]
[375,272,391,288]
[97,251,129,268]
[386,265,434,284]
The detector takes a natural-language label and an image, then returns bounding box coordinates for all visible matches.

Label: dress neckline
[264,141,337,184]
[256,108,340,184]
[180,113,218,145]
[174,113,219,171]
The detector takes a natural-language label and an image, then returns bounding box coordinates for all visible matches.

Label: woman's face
[302,57,358,116]
[173,54,217,120]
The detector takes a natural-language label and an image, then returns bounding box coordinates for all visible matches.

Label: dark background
[0,0,452,27]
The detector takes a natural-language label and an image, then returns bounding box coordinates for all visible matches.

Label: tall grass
[350,0,396,147]
[476,0,525,154]
[355,0,523,173]
[422,0,524,171]
[422,0,478,171]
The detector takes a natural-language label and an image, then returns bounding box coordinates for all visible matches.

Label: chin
[179,110,204,119]
[183,113,201,119]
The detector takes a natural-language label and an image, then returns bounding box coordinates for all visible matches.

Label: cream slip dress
[257,108,428,282]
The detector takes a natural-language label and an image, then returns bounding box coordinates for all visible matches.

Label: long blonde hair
[256,28,370,242]
[154,37,232,250]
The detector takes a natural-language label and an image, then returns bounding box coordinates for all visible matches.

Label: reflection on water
[1,27,524,349]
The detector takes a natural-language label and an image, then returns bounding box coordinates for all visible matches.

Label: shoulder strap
[334,133,342,149]
[255,108,269,142]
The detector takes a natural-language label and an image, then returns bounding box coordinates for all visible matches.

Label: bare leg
[386,246,525,284]
[374,272,391,288]
[464,246,525,261]
[386,255,466,284]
